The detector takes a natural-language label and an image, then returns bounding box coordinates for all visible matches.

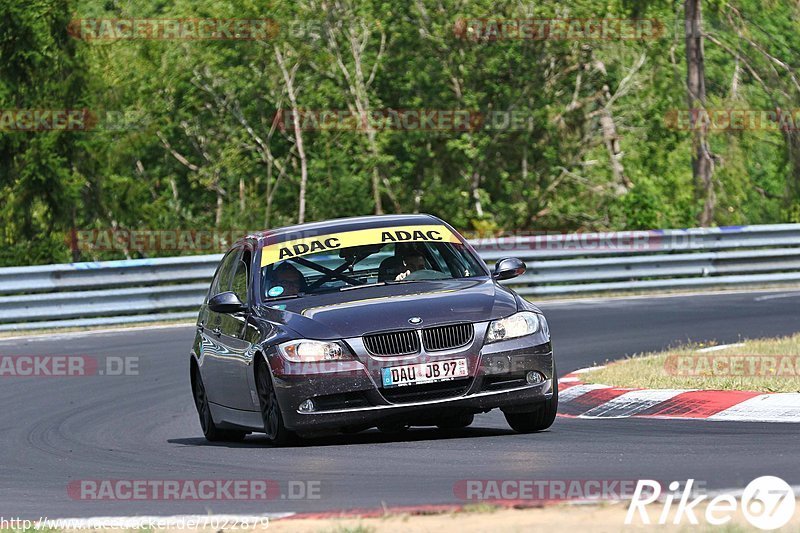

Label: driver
[395,252,426,281]
[269,262,305,296]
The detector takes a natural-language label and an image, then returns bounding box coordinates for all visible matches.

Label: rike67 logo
[626,476,796,530]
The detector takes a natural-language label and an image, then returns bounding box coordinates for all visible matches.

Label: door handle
[197,322,204,332]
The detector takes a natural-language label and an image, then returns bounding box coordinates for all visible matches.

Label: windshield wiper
[264,293,302,302]
[339,282,386,291]
[338,279,438,292]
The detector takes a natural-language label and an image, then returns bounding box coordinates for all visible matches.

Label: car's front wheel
[255,356,297,446]
[192,363,247,442]
[503,373,558,433]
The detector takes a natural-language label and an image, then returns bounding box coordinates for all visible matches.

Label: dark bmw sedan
[190,214,557,445]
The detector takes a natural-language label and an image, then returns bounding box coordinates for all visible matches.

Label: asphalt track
[2,289,799,518]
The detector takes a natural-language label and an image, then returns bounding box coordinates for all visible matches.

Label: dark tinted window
[209,249,241,298]
[231,257,249,304]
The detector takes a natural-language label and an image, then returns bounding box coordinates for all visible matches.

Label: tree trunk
[599,85,630,195]
[365,128,384,215]
[685,0,716,226]
[265,159,273,228]
[469,171,484,218]
[215,187,223,228]
[321,12,395,215]
[274,46,309,224]
[782,130,800,204]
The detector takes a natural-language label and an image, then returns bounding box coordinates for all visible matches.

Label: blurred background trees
[1,0,799,265]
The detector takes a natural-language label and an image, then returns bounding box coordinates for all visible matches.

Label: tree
[685,0,716,226]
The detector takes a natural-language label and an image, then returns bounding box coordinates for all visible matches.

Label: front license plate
[381,358,468,388]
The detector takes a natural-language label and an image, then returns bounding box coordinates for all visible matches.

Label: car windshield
[259,226,486,300]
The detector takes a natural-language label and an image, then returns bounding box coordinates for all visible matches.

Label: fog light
[526,371,545,385]
[299,399,316,412]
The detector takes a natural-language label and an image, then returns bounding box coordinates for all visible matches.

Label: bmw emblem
[408,316,423,325]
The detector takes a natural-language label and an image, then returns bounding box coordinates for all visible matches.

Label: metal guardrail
[1,224,799,331]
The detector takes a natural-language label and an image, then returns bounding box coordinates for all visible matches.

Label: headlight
[278,340,351,362]
[486,311,540,343]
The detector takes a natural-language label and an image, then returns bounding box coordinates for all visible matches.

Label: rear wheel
[436,412,474,430]
[503,373,558,433]
[192,363,247,442]
[255,356,297,446]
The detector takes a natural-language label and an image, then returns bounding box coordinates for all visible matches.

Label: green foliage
[2,0,800,265]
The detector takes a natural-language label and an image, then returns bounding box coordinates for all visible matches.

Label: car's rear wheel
[436,412,474,429]
[192,363,247,442]
[503,373,558,433]
[255,356,297,446]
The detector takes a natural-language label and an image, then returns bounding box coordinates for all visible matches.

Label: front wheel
[503,373,558,433]
[255,356,297,446]
[192,363,247,442]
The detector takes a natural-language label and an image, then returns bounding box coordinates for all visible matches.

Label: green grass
[457,503,500,514]
[582,334,800,393]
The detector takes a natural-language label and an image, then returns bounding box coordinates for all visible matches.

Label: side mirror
[493,257,526,281]
[208,291,247,313]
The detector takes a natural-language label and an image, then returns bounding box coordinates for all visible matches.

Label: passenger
[378,256,405,282]
[269,262,305,296]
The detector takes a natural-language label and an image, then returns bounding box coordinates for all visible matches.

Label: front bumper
[268,326,554,431]
[284,379,553,432]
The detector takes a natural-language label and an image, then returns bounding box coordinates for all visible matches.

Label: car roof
[238,214,449,247]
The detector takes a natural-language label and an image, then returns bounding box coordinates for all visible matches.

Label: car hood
[255,278,519,340]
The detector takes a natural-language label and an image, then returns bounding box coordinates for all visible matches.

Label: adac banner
[260,225,461,266]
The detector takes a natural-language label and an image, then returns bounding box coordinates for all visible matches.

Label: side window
[231,252,250,304]
[209,249,241,298]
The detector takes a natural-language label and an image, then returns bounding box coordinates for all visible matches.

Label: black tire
[504,373,559,433]
[255,356,297,446]
[192,363,247,442]
[436,412,474,430]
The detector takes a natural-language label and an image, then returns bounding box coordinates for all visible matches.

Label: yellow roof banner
[260,225,461,267]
